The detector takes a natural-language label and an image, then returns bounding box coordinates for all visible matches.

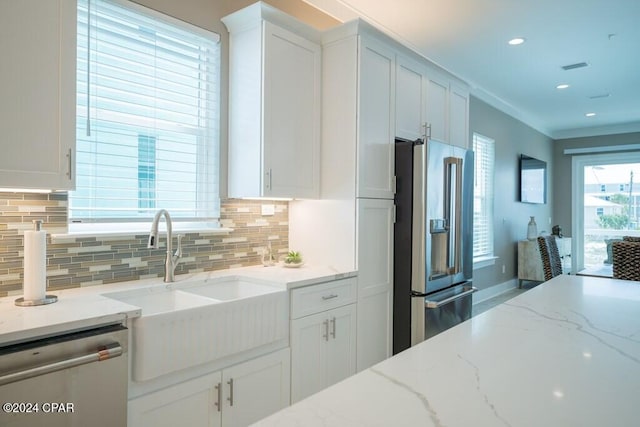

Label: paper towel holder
[15,220,58,307]
[15,295,58,306]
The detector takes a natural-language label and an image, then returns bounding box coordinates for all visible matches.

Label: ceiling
[303,0,640,139]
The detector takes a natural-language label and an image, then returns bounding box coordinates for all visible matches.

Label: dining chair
[612,241,640,281]
[537,235,563,281]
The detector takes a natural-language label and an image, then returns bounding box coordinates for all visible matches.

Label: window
[70,0,221,226]
[472,133,495,264]
[600,184,606,192]
[596,207,604,216]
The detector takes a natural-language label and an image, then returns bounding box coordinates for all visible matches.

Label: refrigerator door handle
[444,156,463,275]
[425,287,477,309]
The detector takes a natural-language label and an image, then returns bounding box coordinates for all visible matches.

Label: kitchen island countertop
[255,274,640,427]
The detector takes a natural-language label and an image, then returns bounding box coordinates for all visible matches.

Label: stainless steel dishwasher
[0,323,128,427]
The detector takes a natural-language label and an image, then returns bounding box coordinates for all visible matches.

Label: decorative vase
[527,216,538,241]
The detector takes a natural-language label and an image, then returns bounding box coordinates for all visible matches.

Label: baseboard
[473,279,518,305]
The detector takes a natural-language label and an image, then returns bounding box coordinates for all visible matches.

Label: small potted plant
[282,250,304,268]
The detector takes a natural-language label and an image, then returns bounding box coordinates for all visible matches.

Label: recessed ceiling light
[508,37,526,45]
[585,112,596,117]
[556,84,570,90]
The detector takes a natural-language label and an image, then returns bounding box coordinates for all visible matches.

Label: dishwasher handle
[0,343,123,386]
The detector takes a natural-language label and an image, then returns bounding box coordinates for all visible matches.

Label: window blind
[71,0,221,222]
[473,133,495,259]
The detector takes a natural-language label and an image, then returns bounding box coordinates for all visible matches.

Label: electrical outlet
[261,204,275,216]
[502,264,506,274]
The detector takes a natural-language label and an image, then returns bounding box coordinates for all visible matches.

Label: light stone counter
[0,264,355,346]
[255,274,640,427]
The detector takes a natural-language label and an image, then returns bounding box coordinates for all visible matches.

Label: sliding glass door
[572,153,640,274]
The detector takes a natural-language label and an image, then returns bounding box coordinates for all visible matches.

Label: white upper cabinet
[357,36,396,199]
[319,23,396,201]
[425,68,449,145]
[223,2,321,199]
[0,0,76,190]
[396,54,428,143]
[449,82,470,149]
[425,66,470,149]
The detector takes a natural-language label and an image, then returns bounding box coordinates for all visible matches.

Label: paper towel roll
[23,226,47,301]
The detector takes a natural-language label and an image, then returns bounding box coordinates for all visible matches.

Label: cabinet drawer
[291,278,356,319]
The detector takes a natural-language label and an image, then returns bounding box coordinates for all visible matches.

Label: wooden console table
[517,237,571,287]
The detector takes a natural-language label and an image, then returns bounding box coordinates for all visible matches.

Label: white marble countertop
[0,264,355,346]
[255,275,640,427]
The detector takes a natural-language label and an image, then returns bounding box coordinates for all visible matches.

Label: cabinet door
[425,70,449,144]
[326,303,357,387]
[356,198,394,371]
[0,0,75,190]
[263,22,321,199]
[290,311,328,403]
[129,372,222,427]
[357,36,395,199]
[449,83,470,149]
[222,348,291,427]
[396,54,428,142]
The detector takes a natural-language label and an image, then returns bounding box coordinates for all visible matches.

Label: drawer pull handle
[330,317,336,339]
[227,379,234,406]
[215,382,221,412]
[322,294,338,300]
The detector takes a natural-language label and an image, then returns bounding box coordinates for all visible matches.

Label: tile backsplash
[0,192,288,297]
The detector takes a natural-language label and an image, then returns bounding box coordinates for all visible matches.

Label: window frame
[69,0,221,232]
[472,132,497,268]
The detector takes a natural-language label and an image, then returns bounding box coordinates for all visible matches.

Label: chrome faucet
[148,209,182,282]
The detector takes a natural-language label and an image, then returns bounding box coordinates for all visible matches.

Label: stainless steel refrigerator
[393,137,476,354]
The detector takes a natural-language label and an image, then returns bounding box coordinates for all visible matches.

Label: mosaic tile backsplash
[0,192,288,297]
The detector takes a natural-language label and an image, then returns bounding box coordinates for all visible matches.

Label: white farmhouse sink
[103,276,288,382]
[105,288,217,315]
[183,278,281,301]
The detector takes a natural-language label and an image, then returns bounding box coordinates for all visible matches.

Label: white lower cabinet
[221,349,290,427]
[129,348,290,427]
[290,278,357,403]
[129,372,222,427]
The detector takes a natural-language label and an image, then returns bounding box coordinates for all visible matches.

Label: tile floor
[471,281,539,317]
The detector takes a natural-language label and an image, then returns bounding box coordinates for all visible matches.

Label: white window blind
[473,133,495,259]
[71,0,221,223]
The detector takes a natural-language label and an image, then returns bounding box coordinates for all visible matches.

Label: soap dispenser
[261,242,276,267]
